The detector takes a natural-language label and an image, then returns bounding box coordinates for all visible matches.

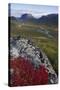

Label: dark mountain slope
[9,14,58,26]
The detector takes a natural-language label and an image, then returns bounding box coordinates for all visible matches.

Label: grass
[10,20,58,75]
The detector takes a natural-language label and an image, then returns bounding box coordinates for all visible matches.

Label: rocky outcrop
[10,36,58,84]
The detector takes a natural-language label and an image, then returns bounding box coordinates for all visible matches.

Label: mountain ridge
[9,13,58,26]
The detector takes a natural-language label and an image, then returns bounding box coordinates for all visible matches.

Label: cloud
[11,9,58,18]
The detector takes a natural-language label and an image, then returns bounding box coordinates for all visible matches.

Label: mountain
[9,16,17,21]
[19,13,37,23]
[38,14,58,26]
[20,13,34,20]
[9,13,58,26]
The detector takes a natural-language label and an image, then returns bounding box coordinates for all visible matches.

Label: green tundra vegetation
[10,19,58,75]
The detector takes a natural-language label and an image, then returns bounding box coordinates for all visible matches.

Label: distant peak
[20,13,34,19]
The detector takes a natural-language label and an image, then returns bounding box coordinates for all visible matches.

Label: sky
[9,3,58,18]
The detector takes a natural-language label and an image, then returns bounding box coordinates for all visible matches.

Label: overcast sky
[9,3,58,18]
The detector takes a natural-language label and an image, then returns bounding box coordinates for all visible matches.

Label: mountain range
[9,13,58,26]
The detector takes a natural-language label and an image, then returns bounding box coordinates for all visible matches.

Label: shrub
[10,57,48,86]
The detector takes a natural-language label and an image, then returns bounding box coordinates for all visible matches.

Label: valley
[10,18,58,75]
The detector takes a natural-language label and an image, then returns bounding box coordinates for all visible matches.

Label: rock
[10,36,58,84]
[10,68,14,75]
[10,47,19,58]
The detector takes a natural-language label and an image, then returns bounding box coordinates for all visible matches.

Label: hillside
[9,13,58,77]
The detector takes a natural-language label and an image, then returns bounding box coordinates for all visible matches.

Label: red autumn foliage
[10,57,48,86]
